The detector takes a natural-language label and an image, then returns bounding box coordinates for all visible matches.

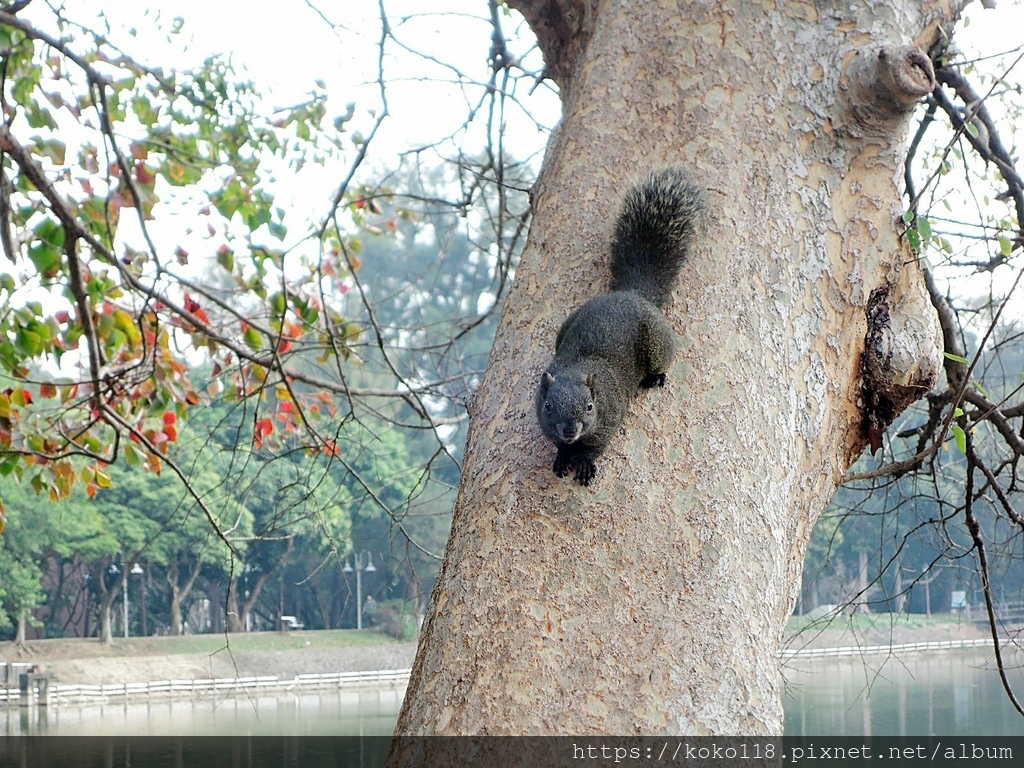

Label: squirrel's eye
[544,400,552,411]
[586,401,594,411]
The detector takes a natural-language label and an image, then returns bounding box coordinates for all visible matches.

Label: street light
[117,562,144,639]
[343,551,376,630]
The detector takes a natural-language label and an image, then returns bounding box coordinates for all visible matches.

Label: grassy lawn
[786,611,964,635]
[5,629,403,661]
[8,614,970,662]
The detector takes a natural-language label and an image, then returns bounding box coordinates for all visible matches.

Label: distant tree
[0,2,529,643]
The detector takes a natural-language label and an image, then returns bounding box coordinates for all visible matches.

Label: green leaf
[33,138,67,165]
[998,236,1012,257]
[26,108,58,131]
[267,220,288,241]
[27,242,61,278]
[951,424,966,454]
[132,94,160,126]
[243,325,263,350]
[906,228,921,251]
[916,216,931,240]
[162,160,202,187]
[943,352,969,365]
[94,467,113,489]
[14,326,43,357]
[34,218,66,248]
[270,291,287,316]
[217,247,235,272]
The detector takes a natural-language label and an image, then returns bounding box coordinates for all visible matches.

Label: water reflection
[783,649,1024,736]
[1,687,405,736]
[5,650,1022,736]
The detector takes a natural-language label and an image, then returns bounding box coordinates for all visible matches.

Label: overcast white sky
[89,1,561,189]
[17,0,1024,315]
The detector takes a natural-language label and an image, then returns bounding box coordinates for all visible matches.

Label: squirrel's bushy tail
[609,167,707,308]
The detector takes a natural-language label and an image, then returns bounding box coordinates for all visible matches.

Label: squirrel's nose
[559,423,582,443]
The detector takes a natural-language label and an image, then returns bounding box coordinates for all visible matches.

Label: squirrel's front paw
[553,454,572,478]
[640,372,667,389]
[574,459,597,486]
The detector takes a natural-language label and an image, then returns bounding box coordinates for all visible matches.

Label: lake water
[783,649,1024,736]
[4,649,1022,736]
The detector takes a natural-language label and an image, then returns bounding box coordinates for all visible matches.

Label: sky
[11,0,1024,318]
[85,1,561,193]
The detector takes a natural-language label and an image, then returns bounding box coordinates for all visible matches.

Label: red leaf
[254,417,273,447]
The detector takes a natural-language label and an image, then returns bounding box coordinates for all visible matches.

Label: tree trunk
[99,601,113,644]
[14,610,28,648]
[393,0,961,741]
[167,561,202,636]
[169,583,184,636]
[97,571,122,645]
[226,579,243,633]
[239,570,271,632]
[139,571,148,637]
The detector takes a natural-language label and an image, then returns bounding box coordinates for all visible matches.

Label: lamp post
[343,551,376,629]
[118,562,144,639]
[109,562,121,637]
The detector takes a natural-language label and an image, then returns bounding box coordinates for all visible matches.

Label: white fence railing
[1,667,411,706]
[780,636,1016,660]
[7,638,1019,705]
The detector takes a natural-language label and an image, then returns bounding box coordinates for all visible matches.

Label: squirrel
[535,168,707,486]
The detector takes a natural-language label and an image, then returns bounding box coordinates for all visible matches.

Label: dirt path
[9,642,418,685]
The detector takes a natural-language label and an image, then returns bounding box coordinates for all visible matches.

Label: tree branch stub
[844,44,937,129]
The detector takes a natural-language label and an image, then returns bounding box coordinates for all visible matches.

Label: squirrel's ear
[586,373,597,393]
[540,371,555,392]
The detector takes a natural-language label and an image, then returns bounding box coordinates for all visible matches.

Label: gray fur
[536,168,706,486]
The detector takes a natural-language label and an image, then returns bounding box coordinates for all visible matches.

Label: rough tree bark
[392,0,963,743]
